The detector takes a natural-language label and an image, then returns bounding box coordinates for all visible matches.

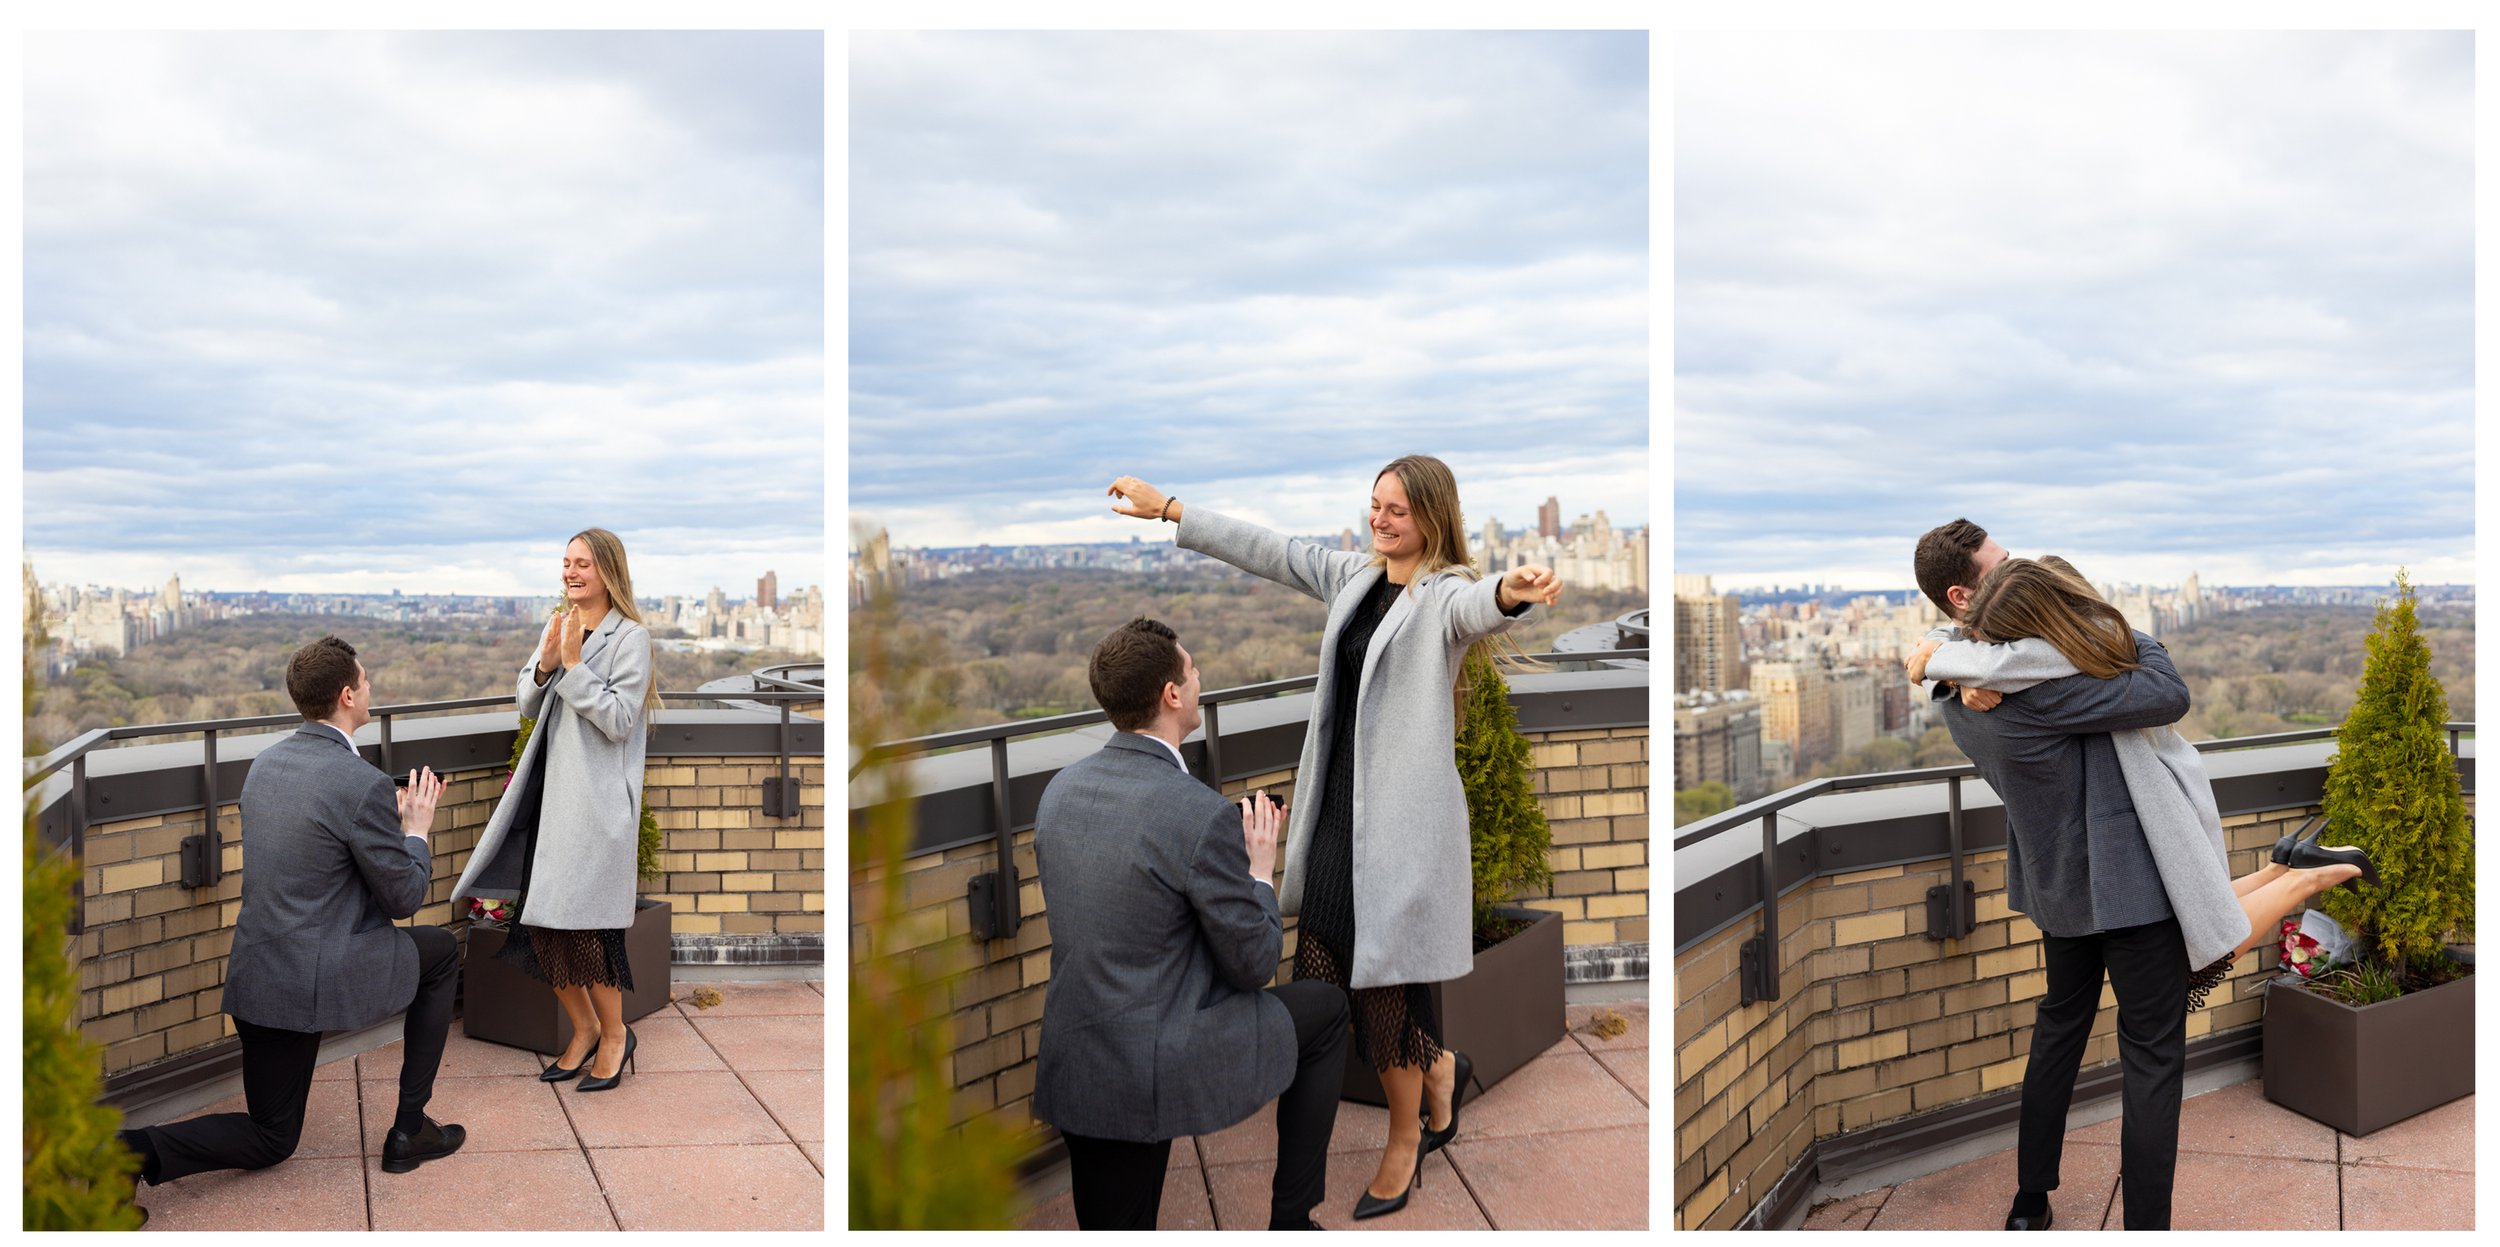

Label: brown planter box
[2262,968,2474,1136]
[460,897,675,1055]
[1339,906,1565,1106]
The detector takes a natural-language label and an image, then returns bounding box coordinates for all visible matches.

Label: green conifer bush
[2316,570,2475,975]
[22,827,142,1229]
[847,565,1020,1229]
[1455,650,1554,935]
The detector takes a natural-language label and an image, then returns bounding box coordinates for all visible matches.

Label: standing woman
[453,528,660,1093]
[1107,457,1562,1220]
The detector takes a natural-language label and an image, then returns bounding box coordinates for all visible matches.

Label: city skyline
[23,31,826,599]
[848,30,1648,549]
[1676,32,2473,592]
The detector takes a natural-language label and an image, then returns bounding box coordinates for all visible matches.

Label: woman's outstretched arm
[1109,474,1365,603]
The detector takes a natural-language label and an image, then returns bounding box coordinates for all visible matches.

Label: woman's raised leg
[2231,865,2361,962]
[2232,861,2288,898]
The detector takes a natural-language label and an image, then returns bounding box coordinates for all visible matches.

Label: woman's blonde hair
[570,527,666,724]
[1368,455,1533,722]
[1964,556,2141,678]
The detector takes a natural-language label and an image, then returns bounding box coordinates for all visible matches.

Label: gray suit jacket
[451,610,652,930]
[1032,732,1297,1143]
[1938,631,2190,938]
[1177,505,1532,988]
[222,723,431,1032]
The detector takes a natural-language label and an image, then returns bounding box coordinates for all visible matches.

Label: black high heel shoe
[2269,814,2327,866]
[1420,1051,1474,1157]
[574,1026,638,1092]
[2281,817,2380,889]
[1351,1143,1423,1221]
[538,1037,595,1083]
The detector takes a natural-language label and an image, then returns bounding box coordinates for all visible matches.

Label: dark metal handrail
[848,649,1650,778]
[1673,719,2474,1005]
[24,687,825,899]
[850,648,1652,943]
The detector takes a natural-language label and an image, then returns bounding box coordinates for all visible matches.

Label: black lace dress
[495,631,635,991]
[1291,575,1442,1072]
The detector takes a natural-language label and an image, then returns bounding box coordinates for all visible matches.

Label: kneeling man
[121,636,465,1187]
[1034,618,1348,1230]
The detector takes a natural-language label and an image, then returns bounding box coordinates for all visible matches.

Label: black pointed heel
[1351,1146,1422,1220]
[2270,814,2326,866]
[2289,842,2380,889]
[538,1040,594,1083]
[574,1026,637,1092]
[1420,1051,1474,1157]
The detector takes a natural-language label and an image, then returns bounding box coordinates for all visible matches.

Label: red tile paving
[1018,1000,1649,1230]
[1805,1083,2474,1231]
[126,980,823,1231]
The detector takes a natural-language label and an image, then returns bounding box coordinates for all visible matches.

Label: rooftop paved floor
[127,979,824,1232]
[1021,1000,1650,1231]
[1803,1081,2473,1231]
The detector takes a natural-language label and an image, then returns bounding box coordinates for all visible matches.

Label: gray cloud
[24,31,825,597]
[849,31,1648,548]
[1675,31,2472,591]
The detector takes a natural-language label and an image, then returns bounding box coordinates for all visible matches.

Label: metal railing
[1673,722,2473,1007]
[851,649,1651,941]
[25,688,824,893]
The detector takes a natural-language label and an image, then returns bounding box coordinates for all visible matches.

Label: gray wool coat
[451,610,653,931]
[1177,505,1535,990]
[223,723,432,1032]
[1924,630,2248,969]
[1934,630,2190,942]
[1031,732,1296,1142]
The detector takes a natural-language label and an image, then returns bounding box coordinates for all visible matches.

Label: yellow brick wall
[852,723,1651,1139]
[1670,800,2470,1229]
[73,751,823,1079]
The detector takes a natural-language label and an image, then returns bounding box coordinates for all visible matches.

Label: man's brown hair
[1088,618,1185,732]
[1914,518,1990,618]
[286,635,361,720]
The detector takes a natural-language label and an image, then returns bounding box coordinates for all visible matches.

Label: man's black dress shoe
[2005,1198,2052,1230]
[380,1116,467,1173]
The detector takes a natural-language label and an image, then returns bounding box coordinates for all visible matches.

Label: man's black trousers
[2018,915,2187,1231]
[127,925,460,1184]
[1063,979,1349,1229]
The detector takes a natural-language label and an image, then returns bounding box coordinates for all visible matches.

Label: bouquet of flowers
[467,896,515,925]
[2278,916,2326,978]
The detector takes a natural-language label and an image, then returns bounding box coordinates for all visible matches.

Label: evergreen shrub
[1455,650,1554,937]
[22,826,142,1229]
[2315,569,2475,982]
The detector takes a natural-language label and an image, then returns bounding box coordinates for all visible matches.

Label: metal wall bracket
[968,861,1022,941]
[1924,880,1976,940]
[178,833,217,889]
[761,776,801,818]
[1738,933,1779,1005]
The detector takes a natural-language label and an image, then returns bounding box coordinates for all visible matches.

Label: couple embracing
[1030,456,1563,1230]
[1907,519,2377,1231]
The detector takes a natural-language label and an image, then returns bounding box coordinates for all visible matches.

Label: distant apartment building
[1828,666,1879,760]
[756,570,777,613]
[1750,660,1833,779]
[1674,690,1766,801]
[1672,576,1745,695]
[1537,495,1560,541]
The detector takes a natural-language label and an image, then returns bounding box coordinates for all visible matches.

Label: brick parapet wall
[75,753,823,1079]
[854,723,1649,1139]
[1670,799,2471,1230]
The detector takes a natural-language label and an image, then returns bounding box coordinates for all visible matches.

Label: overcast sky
[849,31,1648,551]
[24,31,824,599]
[1676,31,2472,592]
